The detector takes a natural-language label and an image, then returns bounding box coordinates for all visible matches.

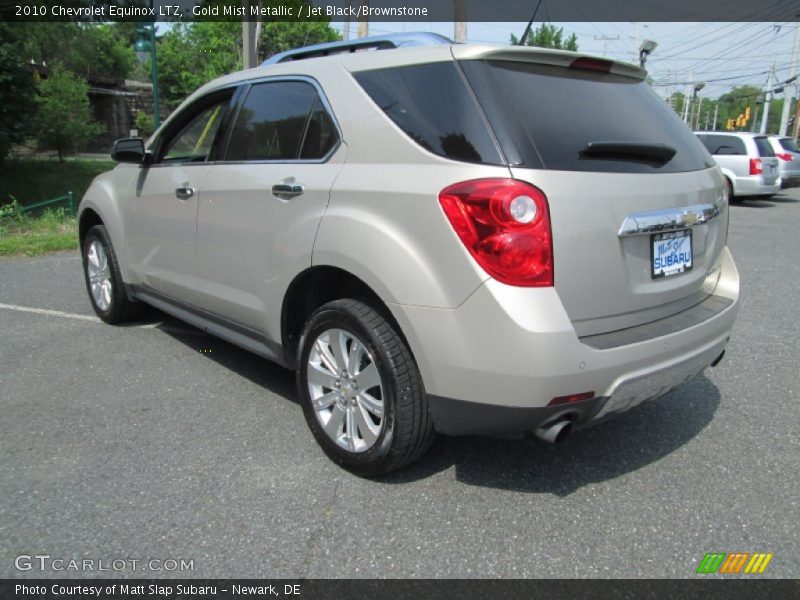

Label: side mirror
[111,138,149,164]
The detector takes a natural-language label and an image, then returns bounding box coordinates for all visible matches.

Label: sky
[320,21,800,100]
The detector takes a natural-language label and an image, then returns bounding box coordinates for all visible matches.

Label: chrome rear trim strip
[618,203,720,237]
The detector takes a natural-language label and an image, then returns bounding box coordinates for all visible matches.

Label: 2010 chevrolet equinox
[78,36,739,475]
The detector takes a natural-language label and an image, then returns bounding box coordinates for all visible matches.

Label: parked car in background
[77,36,740,475]
[695,131,780,200]
[766,135,800,188]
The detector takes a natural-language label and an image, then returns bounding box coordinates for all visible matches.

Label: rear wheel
[297,299,434,476]
[723,177,741,204]
[82,225,144,324]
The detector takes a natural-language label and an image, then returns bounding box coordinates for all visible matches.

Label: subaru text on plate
[78,34,739,475]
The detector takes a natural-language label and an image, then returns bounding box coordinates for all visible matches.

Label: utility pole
[682,72,693,123]
[594,34,620,57]
[454,0,467,43]
[357,0,369,38]
[760,65,774,133]
[342,0,351,40]
[779,23,800,135]
[712,103,719,131]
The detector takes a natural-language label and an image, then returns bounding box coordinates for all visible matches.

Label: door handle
[272,180,304,200]
[175,187,195,200]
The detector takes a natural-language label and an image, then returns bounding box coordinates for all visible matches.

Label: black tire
[297,299,434,476]
[82,224,145,324]
[723,177,736,203]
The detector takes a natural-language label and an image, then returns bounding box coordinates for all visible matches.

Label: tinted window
[225,81,318,161]
[161,99,229,163]
[300,98,338,159]
[696,134,746,155]
[461,60,713,173]
[779,137,800,153]
[354,62,503,165]
[754,136,775,157]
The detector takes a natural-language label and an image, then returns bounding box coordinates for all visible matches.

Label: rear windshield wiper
[580,141,677,163]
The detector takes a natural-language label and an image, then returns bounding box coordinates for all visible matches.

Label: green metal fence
[14,191,74,216]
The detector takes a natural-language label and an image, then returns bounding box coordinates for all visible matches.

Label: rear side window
[754,136,775,157]
[779,137,800,152]
[696,134,746,155]
[224,81,337,161]
[460,60,713,173]
[354,62,503,165]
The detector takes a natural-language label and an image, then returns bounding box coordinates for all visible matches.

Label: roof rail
[261,32,453,66]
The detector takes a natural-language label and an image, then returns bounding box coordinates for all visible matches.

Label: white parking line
[0,302,101,322]
[0,302,206,336]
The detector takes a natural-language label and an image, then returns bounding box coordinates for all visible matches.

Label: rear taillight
[749,158,762,175]
[776,152,793,161]
[439,179,553,287]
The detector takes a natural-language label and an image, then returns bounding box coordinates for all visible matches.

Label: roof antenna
[517,0,544,46]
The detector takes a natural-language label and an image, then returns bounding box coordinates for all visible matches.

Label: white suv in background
[695,131,780,199]
[766,135,800,189]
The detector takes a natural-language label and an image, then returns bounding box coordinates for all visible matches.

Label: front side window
[161,98,229,163]
[224,81,335,162]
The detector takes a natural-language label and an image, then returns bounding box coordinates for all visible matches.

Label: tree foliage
[0,23,37,163]
[510,23,578,51]
[157,20,340,108]
[35,67,104,161]
[21,23,135,81]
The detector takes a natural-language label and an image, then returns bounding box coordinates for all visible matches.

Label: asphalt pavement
[1,190,798,578]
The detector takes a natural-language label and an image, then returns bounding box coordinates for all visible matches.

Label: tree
[35,67,104,161]
[157,20,340,108]
[259,21,340,60]
[0,23,37,163]
[510,23,578,51]
[21,23,135,81]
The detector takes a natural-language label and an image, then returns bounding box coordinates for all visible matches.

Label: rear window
[779,137,799,153]
[354,62,503,165]
[460,60,713,173]
[754,136,775,157]
[696,134,747,156]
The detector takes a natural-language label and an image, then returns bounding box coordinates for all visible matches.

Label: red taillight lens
[749,158,762,175]
[439,178,553,287]
[776,152,793,161]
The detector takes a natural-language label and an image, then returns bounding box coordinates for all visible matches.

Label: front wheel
[82,224,144,324]
[297,299,434,476]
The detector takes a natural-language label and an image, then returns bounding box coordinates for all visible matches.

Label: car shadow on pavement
[150,308,720,495]
[732,199,775,208]
[768,194,800,203]
[382,375,721,495]
[146,310,298,403]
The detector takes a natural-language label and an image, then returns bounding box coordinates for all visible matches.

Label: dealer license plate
[651,229,692,279]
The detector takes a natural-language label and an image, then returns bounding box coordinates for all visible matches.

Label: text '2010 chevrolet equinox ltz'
[78,38,739,475]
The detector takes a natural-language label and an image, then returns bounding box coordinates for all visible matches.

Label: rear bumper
[390,248,739,437]
[733,175,780,196]
[780,174,800,188]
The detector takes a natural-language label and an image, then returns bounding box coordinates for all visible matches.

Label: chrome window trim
[217,75,342,166]
[618,203,721,237]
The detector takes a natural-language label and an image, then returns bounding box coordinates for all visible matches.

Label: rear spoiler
[451,45,647,80]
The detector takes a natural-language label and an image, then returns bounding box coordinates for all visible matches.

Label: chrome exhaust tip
[534,419,573,444]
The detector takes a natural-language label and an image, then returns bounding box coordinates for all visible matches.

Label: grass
[0,209,78,257]
[0,157,115,207]
[0,157,113,256]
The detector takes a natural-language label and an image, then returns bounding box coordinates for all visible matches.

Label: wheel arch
[281,265,411,364]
